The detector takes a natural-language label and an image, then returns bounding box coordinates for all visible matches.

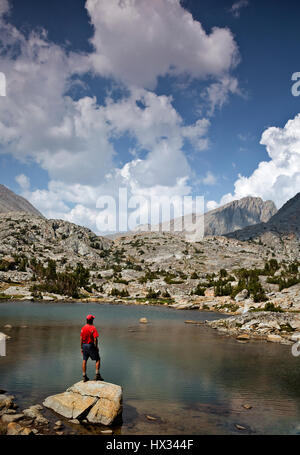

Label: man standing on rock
[80,314,103,382]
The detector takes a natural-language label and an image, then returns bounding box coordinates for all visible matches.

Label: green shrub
[162,290,171,298]
[214,282,232,297]
[164,274,185,284]
[114,278,129,285]
[280,323,294,332]
[219,269,228,278]
[110,288,129,297]
[192,284,206,296]
[146,288,161,299]
[138,270,160,284]
[264,302,283,312]
[29,260,90,298]
[230,267,267,302]
[190,272,199,279]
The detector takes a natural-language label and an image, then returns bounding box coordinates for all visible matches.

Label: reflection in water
[1,302,300,434]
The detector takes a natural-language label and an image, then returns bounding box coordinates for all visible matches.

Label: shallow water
[1,301,300,434]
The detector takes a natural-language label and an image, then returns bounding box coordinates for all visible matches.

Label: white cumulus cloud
[86,0,239,89]
[0,0,242,232]
[209,113,300,210]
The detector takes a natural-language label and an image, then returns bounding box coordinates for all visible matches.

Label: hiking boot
[82,375,89,382]
[95,373,104,381]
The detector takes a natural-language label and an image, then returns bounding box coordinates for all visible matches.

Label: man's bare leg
[82,359,87,375]
[82,359,89,381]
[95,359,104,380]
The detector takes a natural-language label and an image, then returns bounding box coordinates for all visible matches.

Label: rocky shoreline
[0,380,122,436]
[205,311,300,345]
[0,394,57,435]
[1,280,300,316]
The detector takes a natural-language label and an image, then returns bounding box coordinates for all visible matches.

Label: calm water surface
[1,301,300,435]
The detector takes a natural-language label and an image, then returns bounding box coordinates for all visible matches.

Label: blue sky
[0,0,300,232]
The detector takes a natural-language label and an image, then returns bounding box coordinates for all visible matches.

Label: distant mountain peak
[226,192,300,240]
[0,184,44,217]
[134,195,277,239]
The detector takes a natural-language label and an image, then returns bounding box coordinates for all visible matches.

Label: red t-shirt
[80,324,99,344]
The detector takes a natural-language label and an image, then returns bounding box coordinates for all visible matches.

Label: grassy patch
[0,293,10,300]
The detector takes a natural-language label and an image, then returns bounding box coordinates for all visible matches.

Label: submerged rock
[242,404,252,410]
[235,424,246,431]
[23,405,49,425]
[236,334,250,340]
[43,380,122,426]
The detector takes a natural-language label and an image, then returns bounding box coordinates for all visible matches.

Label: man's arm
[80,335,83,352]
[93,327,99,349]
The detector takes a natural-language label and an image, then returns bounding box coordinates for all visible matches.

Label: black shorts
[82,343,100,361]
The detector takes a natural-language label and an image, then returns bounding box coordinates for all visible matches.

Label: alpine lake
[1,301,300,435]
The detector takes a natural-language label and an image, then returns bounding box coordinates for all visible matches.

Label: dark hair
[86,319,93,325]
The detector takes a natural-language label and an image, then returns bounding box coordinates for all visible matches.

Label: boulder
[3,409,16,415]
[205,288,215,297]
[267,334,282,343]
[43,392,97,420]
[236,334,250,340]
[6,422,23,435]
[23,404,43,414]
[0,394,15,410]
[23,405,48,425]
[258,321,281,330]
[290,332,300,342]
[43,380,122,426]
[1,413,24,424]
[86,398,119,425]
[290,317,300,330]
[6,422,34,435]
[235,289,249,302]
[68,381,122,425]
[54,420,63,430]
